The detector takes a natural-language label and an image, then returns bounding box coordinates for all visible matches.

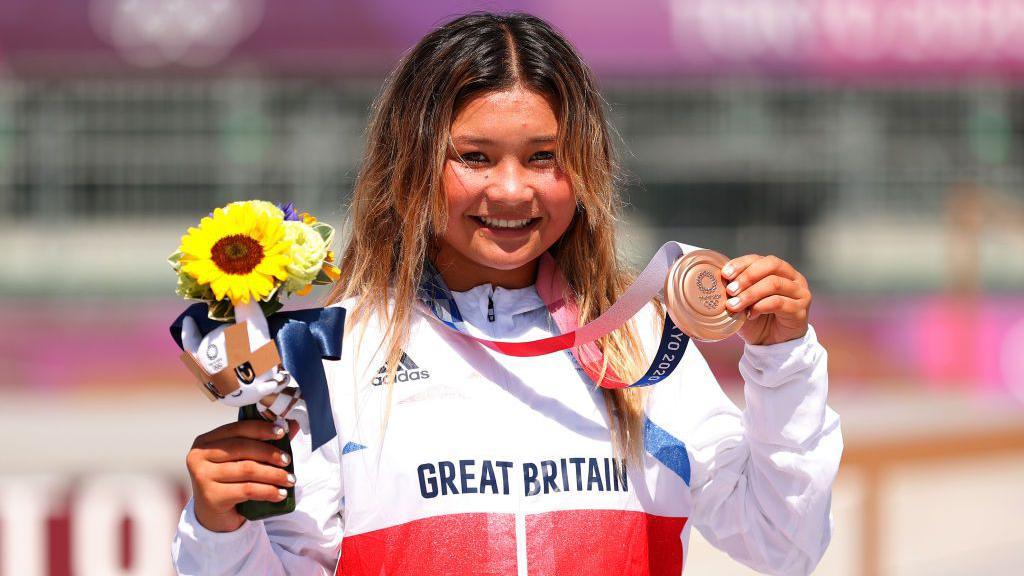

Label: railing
[842,422,1024,576]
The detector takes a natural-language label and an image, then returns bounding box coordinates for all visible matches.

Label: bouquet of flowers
[169,199,339,321]
[167,199,344,520]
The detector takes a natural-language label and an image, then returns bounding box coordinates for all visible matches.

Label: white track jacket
[172,282,842,576]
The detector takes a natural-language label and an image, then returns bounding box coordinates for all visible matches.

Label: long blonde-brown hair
[326,12,653,459]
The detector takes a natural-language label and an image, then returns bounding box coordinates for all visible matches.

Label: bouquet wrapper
[170,303,344,519]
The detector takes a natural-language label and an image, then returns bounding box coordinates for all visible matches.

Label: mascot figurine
[168,200,343,520]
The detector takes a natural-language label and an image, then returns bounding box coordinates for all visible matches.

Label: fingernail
[273,426,285,437]
[286,473,296,484]
[727,281,740,295]
[280,452,291,465]
[727,297,741,308]
[722,264,735,278]
[278,488,287,498]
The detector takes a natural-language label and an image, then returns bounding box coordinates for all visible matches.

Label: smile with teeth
[473,215,537,230]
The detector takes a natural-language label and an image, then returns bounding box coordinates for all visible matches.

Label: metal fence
[1,76,1021,292]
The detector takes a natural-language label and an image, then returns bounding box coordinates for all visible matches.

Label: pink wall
[3,296,1021,399]
[5,0,1024,79]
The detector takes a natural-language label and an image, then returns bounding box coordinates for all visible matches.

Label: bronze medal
[664,249,745,342]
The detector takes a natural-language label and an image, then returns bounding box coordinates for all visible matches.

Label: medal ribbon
[418,241,698,388]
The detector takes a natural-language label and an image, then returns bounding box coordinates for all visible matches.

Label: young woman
[173,12,841,576]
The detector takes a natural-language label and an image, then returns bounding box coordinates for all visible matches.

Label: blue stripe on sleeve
[643,418,691,486]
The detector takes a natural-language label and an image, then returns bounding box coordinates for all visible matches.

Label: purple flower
[277,202,302,221]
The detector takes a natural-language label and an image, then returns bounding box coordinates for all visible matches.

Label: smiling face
[433,87,576,291]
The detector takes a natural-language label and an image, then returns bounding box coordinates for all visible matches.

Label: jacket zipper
[487,292,496,322]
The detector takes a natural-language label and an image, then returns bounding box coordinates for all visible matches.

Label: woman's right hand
[185,420,296,532]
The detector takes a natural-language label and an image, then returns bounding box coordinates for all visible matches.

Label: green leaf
[167,251,183,270]
[208,299,234,322]
[312,222,335,244]
[259,298,284,317]
[314,268,332,283]
[175,272,214,301]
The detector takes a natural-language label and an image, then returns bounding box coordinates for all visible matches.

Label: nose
[487,157,534,205]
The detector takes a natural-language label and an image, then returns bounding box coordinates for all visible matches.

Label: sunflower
[177,202,293,305]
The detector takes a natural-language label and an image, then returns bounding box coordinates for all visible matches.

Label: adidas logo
[371,351,431,386]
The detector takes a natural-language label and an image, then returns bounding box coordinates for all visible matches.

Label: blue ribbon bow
[169,304,344,452]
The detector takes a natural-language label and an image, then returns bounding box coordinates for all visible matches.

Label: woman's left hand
[721,254,812,346]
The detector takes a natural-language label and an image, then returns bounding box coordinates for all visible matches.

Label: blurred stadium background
[2,1,1023,575]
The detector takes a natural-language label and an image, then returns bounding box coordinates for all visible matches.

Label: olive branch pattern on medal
[695,269,720,310]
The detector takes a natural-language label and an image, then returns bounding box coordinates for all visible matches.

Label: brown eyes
[458,151,555,165]
[459,152,488,164]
